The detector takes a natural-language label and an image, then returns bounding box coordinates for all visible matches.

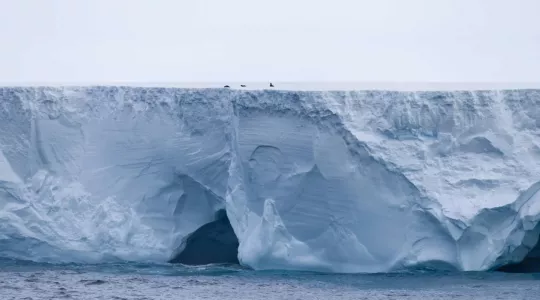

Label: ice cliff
[1,86,540,273]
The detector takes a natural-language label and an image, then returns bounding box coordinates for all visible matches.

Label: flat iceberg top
[0,86,539,273]
[3,81,540,91]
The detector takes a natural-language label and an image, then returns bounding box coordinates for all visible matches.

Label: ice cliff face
[1,86,540,273]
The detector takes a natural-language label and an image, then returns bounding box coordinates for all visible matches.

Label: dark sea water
[0,259,539,300]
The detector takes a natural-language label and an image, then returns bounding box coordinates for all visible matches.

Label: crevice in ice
[168,209,239,265]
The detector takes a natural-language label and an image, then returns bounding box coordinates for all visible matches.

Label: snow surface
[1,86,540,273]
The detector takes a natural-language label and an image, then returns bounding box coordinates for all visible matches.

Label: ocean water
[0,260,539,300]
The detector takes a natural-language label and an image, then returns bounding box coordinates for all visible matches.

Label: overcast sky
[1,0,539,84]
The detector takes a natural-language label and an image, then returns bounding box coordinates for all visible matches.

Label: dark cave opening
[496,257,540,273]
[169,209,240,265]
[496,233,540,273]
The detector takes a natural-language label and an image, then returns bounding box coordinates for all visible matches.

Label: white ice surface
[0,86,540,272]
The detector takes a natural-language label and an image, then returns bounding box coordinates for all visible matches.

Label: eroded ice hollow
[169,209,239,265]
[0,87,540,272]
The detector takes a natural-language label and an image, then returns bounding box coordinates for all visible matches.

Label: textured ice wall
[0,87,539,272]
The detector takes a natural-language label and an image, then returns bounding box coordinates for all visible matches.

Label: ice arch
[169,210,239,265]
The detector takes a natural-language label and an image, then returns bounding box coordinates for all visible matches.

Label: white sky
[1,0,539,84]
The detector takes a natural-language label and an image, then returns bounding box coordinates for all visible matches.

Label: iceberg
[0,86,539,273]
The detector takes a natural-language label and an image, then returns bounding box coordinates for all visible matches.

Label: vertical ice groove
[0,86,539,273]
